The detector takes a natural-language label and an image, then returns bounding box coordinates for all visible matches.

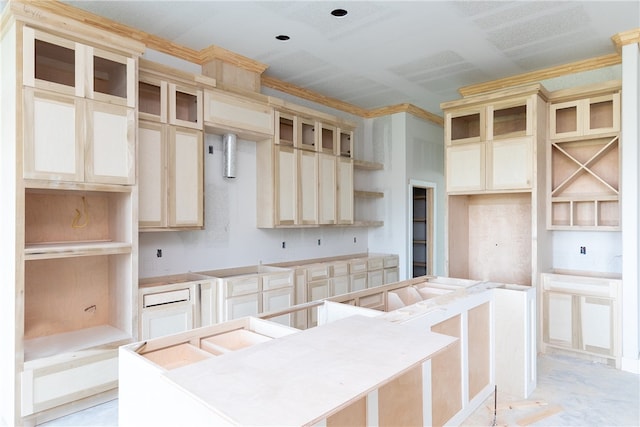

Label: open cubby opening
[138,81,162,116]
[24,253,132,344]
[339,131,351,157]
[321,126,334,152]
[174,90,199,123]
[24,189,132,247]
[450,113,480,141]
[93,55,127,99]
[300,121,315,149]
[493,104,527,138]
[551,202,571,227]
[278,116,294,146]
[589,100,614,131]
[554,105,578,134]
[34,39,75,88]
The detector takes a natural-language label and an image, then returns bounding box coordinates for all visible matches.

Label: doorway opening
[411,184,434,277]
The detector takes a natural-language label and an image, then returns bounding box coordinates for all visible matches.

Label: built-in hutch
[547,82,621,230]
[442,84,551,287]
[1,3,144,425]
[137,59,210,231]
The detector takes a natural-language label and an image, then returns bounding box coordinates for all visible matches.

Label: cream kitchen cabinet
[549,92,620,139]
[337,156,354,224]
[204,88,274,141]
[318,152,337,224]
[298,149,320,225]
[542,272,621,366]
[138,62,205,230]
[443,88,542,194]
[22,26,136,186]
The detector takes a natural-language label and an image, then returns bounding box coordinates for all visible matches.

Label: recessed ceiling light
[275,35,290,41]
[331,8,348,17]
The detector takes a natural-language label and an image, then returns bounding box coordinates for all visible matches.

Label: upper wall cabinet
[22,27,136,185]
[547,84,621,230]
[23,27,135,108]
[443,89,541,194]
[550,93,620,140]
[138,61,206,230]
[204,88,274,141]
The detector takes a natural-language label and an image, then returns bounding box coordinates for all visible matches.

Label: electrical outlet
[354,237,357,243]
[580,246,586,255]
[282,241,286,249]
[156,249,162,258]
[208,145,213,154]
[317,239,321,246]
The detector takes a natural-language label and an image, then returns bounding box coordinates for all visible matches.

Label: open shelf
[353,159,383,170]
[549,135,619,230]
[354,190,383,199]
[24,324,131,362]
[25,241,131,260]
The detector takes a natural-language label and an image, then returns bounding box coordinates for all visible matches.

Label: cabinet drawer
[225,276,260,297]
[262,271,292,291]
[367,257,384,271]
[349,259,368,274]
[383,256,398,268]
[307,264,330,281]
[21,349,118,416]
[225,294,260,321]
[143,288,191,308]
[330,261,350,277]
[358,292,385,310]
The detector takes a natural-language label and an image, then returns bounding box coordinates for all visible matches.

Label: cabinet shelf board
[24,325,131,362]
[24,241,131,260]
[353,159,383,170]
[24,179,133,193]
[354,190,384,199]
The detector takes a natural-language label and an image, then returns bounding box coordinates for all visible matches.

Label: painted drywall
[551,231,622,273]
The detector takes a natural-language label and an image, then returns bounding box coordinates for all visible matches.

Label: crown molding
[611,28,640,53]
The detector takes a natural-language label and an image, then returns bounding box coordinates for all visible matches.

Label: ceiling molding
[261,75,371,117]
[459,53,621,98]
[612,28,640,53]
[198,45,268,73]
[366,104,444,126]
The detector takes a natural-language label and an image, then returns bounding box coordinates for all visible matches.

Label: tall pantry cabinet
[0,4,144,426]
[442,84,551,287]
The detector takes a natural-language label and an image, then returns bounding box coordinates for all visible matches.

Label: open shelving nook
[411,184,434,277]
[549,135,620,229]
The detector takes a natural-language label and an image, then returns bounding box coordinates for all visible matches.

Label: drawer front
[358,292,385,310]
[349,259,368,274]
[307,265,330,281]
[330,262,349,277]
[383,255,399,268]
[225,276,260,296]
[143,288,191,307]
[21,350,118,416]
[262,271,293,291]
[225,294,260,321]
[141,302,194,340]
[367,257,384,271]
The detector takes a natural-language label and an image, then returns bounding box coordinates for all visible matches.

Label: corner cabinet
[547,85,621,230]
[138,60,206,230]
[1,5,145,425]
[257,107,355,228]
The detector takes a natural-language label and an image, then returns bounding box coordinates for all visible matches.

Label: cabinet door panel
[350,272,367,292]
[276,146,297,225]
[331,276,350,297]
[86,101,135,185]
[446,143,484,192]
[86,46,135,108]
[169,127,203,227]
[199,282,218,327]
[367,270,384,288]
[141,302,194,340]
[262,288,292,326]
[545,292,573,347]
[580,296,613,355]
[225,294,260,321]
[299,150,319,224]
[488,137,532,190]
[23,89,84,182]
[319,153,337,224]
[138,121,166,228]
[337,157,354,224]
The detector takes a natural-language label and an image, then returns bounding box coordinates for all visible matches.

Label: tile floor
[40,353,639,426]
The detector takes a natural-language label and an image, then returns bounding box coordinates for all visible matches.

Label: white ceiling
[26,1,640,114]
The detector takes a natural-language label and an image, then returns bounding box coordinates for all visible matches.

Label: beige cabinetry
[203,88,274,141]
[257,107,355,228]
[138,274,216,341]
[547,84,621,230]
[444,94,537,194]
[443,84,550,287]
[22,27,136,186]
[1,5,145,424]
[197,266,294,326]
[138,61,205,230]
[541,272,621,366]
